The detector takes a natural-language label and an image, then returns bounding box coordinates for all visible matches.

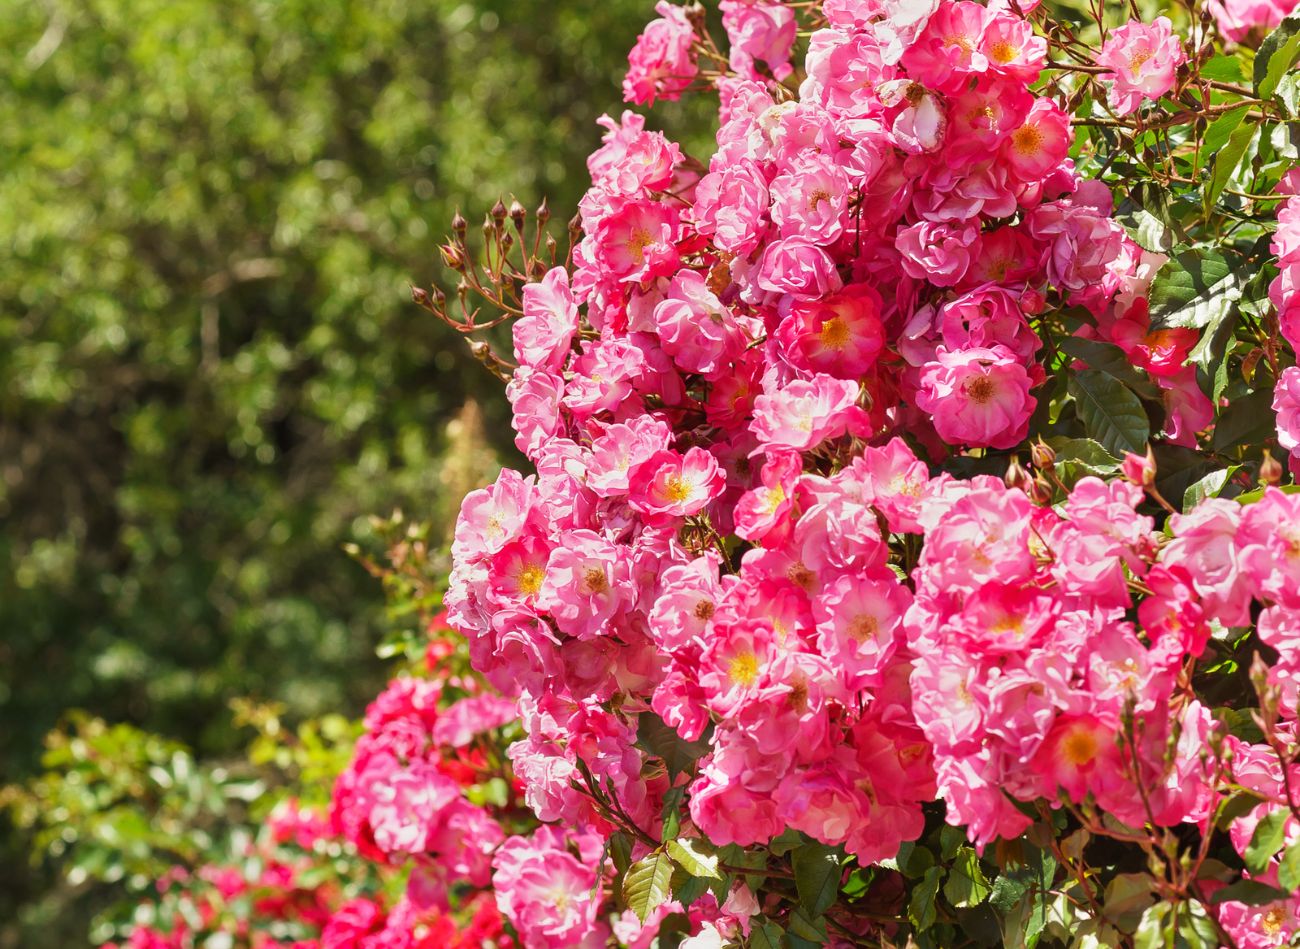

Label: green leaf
[670,869,710,908]
[636,711,710,781]
[1056,336,1160,400]
[1183,467,1240,510]
[609,831,633,875]
[1102,874,1157,934]
[787,907,828,944]
[661,786,684,843]
[1209,879,1289,905]
[1176,901,1221,949]
[1147,248,1242,332]
[623,849,675,924]
[1214,790,1265,829]
[943,848,991,908]
[769,828,805,857]
[1202,110,1249,163]
[1068,370,1150,458]
[792,842,841,918]
[1200,54,1245,82]
[1255,14,1300,100]
[748,922,785,949]
[1133,902,1172,949]
[666,838,721,880]
[1048,436,1122,474]
[1279,840,1300,892]
[1213,388,1277,452]
[1205,121,1258,211]
[1244,808,1289,874]
[908,865,943,933]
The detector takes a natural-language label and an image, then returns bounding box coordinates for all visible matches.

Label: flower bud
[490,198,508,223]
[1030,438,1056,471]
[451,210,467,238]
[509,199,527,230]
[1259,448,1283,487]
[1029,473,1055,506]
[1004,456,1032,493]
[1121,447,1156,488]
[536,198,551,226]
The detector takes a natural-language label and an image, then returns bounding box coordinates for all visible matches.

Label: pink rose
[1095,17,1186,116]
[915,345,1035,449]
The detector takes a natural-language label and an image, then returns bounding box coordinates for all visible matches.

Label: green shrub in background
[0,0,713,943]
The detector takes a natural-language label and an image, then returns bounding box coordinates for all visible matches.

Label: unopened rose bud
[1260,449,1283,487]
[1029,474,1055,506]
[490,199,508,222]
[568,213,582,239]
[509,199,526,229]
[536,198,550,226]
[410,285,429,306]
[1004,456,1032,492]
[1121,447,1157,488]
[451,210,467,237]
[440,242,465,271]
[1030,438,1056,471]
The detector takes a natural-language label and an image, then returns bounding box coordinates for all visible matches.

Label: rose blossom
[1095,17,1185,116]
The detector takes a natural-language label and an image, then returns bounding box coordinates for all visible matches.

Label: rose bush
[94,0,1300,946]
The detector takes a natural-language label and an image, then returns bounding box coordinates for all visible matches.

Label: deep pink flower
[623,1,699,105]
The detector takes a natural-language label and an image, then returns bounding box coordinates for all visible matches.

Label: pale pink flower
[750,375,870,451]
[915,345,1036,449]
[1096,17,1186,116]
[1274,366,1300,464]
[627,447,727,521]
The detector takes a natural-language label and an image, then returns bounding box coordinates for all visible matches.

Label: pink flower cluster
[104,798,512,949]
[329,676,516,906]
[1208,0,1300,42]
[440,2,1300,944]
[1272,192,1300,467]
[908,475,1300,844]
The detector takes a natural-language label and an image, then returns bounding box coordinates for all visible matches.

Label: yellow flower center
[965,375,997,405]
[848,614,879,643]
[663,474,692,504]
[1011,123,1044,156]
[1061,728,1100,767]
[819,316,852,351]
[990,40,1018,63]
[729,651,759,687]
[518,565,544,596]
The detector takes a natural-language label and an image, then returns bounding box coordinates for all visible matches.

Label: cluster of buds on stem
[410,197,571,379]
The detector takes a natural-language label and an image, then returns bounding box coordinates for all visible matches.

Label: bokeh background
[0,0,712,944]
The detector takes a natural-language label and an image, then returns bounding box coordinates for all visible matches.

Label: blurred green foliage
[0,0,712,944]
